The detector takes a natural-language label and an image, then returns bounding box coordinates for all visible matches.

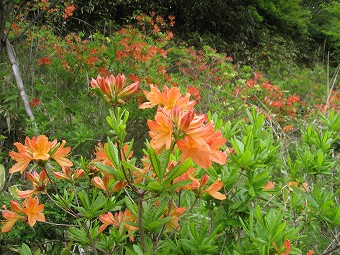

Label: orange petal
[93,177,107,191]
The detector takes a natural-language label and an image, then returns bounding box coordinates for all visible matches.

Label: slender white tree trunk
[6,38,36,123]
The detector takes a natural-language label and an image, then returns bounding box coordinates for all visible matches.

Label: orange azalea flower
[263,181,275,190]
[139,84,164,109]
[187,86,200,102]
[37,57,51,65]
[52,166,84,181]
[174,173,226,200]
[98,211,116,233]
[73,168,85,179]
[1,201,26,232]
[1,210,26,233]
[166,207,186,231]
[142,85,226,168]
[177,133,227,169]
[93,174,127,194]
[8,142,33,174]
[9,136,73,174]
[149,106,195,145]
[28,135,51,160]
[111,180,127,192]
[177,136,212,168]
[2,197,45,232]
[283,125,294,132]
[202,177,226,200]
[98,210,137,241]
[18,170,48,198]
[92,143,113,167]
[91,74,139,105]
[139,85,195,112]
[287,94,300,106]
[50,140,73,167]
[271,100,283,108]
[92,143,133,167]
[29,98,40,108]
[93,176,109,191]
[173,167,197,191]
[147,106,227,168]
[147,109,173,152]
[63,4,76,19]
[287,181,309,192]
[22,197,45,227]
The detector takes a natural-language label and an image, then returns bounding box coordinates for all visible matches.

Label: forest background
[0,0,339,254]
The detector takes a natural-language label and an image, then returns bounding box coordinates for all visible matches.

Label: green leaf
[125,196,138,217]
[33,249,41,255]
[248,186,255,197]
[125,139,134,158]
[231,137,244,154]
[149,147,162,181]
[61,241,73,255]
[159,149,171,175]
[163,180,192,192]
[132,244,144,255]
[163,158,192,185]
[9,185,20,199]
[77,190,90,210]
[147,221,161,230]
[239,150,252,166]
[147,181,163,191]
[19,243,32,255]
[272,222,286,241]
[106,138,121,170]
[93,162,124,180]
[68,227,90,245]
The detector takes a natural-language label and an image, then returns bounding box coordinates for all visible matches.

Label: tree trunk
[6,38,37,125]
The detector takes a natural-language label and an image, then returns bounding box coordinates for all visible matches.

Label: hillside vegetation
[0,1,339,254]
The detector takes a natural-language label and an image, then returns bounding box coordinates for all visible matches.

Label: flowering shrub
[0,7,339,255]
[2,70,339,254]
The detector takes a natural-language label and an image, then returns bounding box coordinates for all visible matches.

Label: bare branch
[4,1,28,41]
[322,244,340,255]
[11,0,61,44]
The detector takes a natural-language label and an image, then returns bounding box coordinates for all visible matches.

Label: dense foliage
[0,1,339,255]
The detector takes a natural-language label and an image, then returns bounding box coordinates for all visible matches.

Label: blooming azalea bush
[0,5,339,255]
[1,71,339,254]
[2,9,336,157]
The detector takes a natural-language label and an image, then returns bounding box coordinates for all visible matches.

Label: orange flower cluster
[38,57,51,65]
[174,171,226,200]
[164,204,186,231]
[98,210,137,241]
[91,74,139,105]
[115,37,167,63]
[134,12,175,40]
[29,97,40,108]
[17,170,49,198]
[283,125,294,132]
[287,181,309,192]
[52,166,84,182]
[91,143,135,193]
[273,239,314,255]
[63,4,76,20]
[263,181,275,190]
[9,135,73,174]
[2,197,45,232]
[140,85,227,169]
